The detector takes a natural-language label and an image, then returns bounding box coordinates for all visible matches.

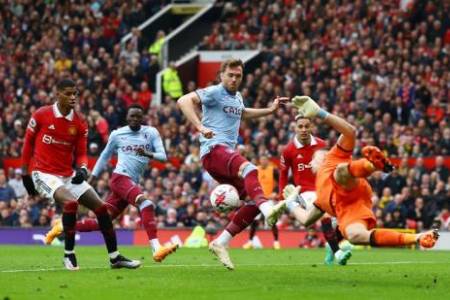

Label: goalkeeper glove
[292,95,329,119]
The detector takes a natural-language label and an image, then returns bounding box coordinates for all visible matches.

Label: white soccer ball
[210,184,241,212]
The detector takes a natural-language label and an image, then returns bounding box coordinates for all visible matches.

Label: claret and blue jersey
[196,83,245,158]
[92,125,166,183]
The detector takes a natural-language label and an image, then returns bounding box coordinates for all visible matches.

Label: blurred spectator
[148,30,166,61]
[0,170,16,203]
[8,168,26,199]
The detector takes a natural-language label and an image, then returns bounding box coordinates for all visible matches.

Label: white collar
[53,102,74,121]
[294,135,317,149]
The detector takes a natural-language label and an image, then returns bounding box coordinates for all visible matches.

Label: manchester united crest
[68,126,77,135]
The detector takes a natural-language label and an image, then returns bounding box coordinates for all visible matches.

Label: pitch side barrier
[0,228,448,249]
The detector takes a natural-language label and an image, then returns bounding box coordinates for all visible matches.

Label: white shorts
[31,170,91,203]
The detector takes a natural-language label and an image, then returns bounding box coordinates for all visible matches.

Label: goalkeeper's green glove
[291,95,329,119]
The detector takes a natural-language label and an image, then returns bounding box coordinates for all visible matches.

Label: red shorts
[105,173,143,218]
[202,145,248,198]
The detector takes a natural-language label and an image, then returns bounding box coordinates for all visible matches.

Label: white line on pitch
[0,261,447,273]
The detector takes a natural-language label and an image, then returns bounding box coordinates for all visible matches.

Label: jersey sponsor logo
[42,134,71,146]
[222,106,243,116]
[48,124,55,130]
[68,126,77,135]
[120,144,151,153]
[297,163,312,171]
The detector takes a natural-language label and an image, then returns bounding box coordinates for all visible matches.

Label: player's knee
[238,162,257,178]
[346,230,369,244]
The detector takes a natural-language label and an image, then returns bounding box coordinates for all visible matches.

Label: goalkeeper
[281,96,439,249]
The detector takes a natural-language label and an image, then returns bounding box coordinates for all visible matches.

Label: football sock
[76,219,99,232]
[370,229,417,247]
[271,224,279,241]
[321,217,340,253]
[62,200,78,252]
[139,200,157,241]
[225,204,260,236]
[150,239,161,253]
[215,230,233,247]
[94,204,118,254]
[348,159,376,178]
[249,221,257,240]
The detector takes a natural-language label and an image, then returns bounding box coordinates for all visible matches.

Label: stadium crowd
[0,1,449,240]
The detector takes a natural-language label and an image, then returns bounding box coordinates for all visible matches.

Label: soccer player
[45,104,178,262]
[243,155,280,250]
[21,79,140,270]
[279,115,352,265]
[283,95,439,249]
[177,58,295,270]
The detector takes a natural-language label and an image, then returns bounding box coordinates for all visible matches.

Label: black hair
[56,79,76,90]
[127,104,144,112]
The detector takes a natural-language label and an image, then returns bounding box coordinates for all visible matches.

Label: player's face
[220,66,243,93]
[57,87,79,110]
[127,108,144,131]
[295,118,312,144]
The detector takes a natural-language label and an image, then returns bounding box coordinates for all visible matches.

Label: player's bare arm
[334,163,358,189]
[242,96,289,120]
[177,92,214,139]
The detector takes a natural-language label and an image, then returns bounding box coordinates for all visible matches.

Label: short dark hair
[295,114,311,122]
[127,104,144,112]
[220,59,244,73]
[56,79,76,91]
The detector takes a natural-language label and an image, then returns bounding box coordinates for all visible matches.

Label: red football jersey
[22,103,88,177]
[279,136,326,195]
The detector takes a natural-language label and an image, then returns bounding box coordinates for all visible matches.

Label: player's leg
[243,220,258,249]
[75,183,140,269]
[109,173,177,262]
[271,224,280,249]
[53,187,80,270]
[32,171,80,270]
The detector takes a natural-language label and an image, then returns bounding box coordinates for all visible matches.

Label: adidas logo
[296,154,303,159]
[48,124,55,130]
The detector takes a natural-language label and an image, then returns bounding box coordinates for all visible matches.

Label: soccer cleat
[110,255,141,269]
[418,229,439,248]
[266,200,286,227]
[63,253,80,271]
[242,241,253,250]
[45,219,63,245]
[209,241,234,270]
[334,249,352,266]
[324,243,334,265]
[153,243,178,262]
[273,241,281,250]
[361,146,394,172]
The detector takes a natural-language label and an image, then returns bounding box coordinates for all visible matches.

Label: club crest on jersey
[68,126,77,135]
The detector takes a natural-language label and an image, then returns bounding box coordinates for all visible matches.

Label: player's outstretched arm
[177,92,214,139]
[242,96,288,120]
[292,95,356,151]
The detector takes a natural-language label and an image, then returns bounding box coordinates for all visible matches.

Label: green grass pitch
[0,246,449,300]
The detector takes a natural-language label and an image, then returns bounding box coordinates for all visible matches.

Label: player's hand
[270,96,289,112]
[71,167,88,184]
[291,95,321,118]
[199,126,214,139]
[22,175,38,196]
